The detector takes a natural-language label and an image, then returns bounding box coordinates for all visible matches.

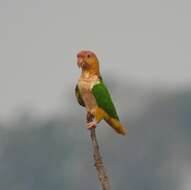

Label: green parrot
[75,50,127,135]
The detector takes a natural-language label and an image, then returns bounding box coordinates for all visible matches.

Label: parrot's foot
[86,121,97,130]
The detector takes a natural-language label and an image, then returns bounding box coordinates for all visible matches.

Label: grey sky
[0,0,191,119]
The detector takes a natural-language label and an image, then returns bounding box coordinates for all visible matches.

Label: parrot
[75,50,127,135]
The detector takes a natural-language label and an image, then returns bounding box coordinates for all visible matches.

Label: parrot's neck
[81,70,99,79]
[81,64,100,79]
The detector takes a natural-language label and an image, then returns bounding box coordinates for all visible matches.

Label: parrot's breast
[78,75,99,113]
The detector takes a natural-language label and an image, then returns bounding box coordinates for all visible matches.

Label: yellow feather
[94,107,127,135]
[105,118,127,135]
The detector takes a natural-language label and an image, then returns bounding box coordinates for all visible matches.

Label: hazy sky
[0,0,191,119]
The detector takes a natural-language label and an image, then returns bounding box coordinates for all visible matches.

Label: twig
[87,112,111,190]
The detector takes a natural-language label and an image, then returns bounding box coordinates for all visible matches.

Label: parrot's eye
[87,54,91,58]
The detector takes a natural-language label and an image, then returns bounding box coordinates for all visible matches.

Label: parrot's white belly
[78,75,99,113]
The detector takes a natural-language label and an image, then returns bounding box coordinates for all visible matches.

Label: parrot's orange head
[77,50,100,76]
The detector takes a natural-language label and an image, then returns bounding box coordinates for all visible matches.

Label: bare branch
[87,112,111,190]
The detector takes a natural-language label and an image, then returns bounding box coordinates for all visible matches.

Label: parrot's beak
[77,57,84,68]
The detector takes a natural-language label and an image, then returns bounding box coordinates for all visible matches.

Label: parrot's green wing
[92,80,119,120]
[75,85,85,107]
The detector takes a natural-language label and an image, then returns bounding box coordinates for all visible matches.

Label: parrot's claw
[86,121,97,129]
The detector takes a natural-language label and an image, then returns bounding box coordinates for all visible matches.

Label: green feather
[91,80,119,120]
[75,85,85,107]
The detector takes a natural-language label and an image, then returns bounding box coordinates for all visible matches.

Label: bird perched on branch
[75,50,127,135]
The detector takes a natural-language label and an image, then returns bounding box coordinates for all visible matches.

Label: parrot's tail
[106,118,127,135]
